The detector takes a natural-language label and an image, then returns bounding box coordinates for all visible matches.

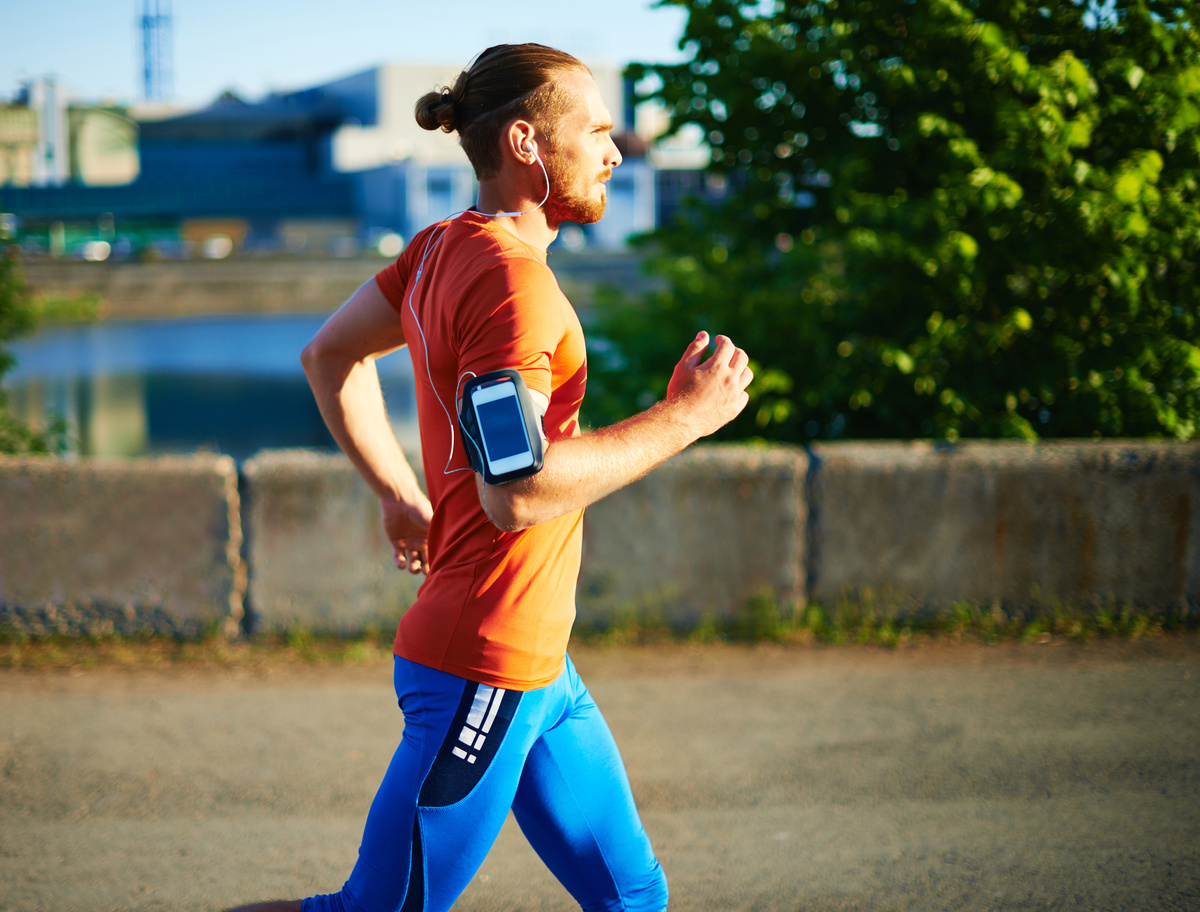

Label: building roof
[139,88,351,142]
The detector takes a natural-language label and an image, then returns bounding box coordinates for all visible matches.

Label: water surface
[4,314,417,460]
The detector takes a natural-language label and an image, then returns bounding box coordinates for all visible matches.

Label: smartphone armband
[458,369,545,485]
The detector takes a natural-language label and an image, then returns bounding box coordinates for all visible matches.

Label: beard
[541,154,610,226]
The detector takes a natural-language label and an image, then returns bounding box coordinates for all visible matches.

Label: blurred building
[0,77,138,190]
[0,63,710,257]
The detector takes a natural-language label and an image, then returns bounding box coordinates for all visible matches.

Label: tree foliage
[0,244,58,454]
[587,0,1200,441]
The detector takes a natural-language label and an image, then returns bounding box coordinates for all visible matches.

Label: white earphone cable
[405,143,551,478]
[482,146,550,219]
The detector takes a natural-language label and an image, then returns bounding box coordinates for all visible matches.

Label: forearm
[300,277,425,508]
[302,349,423,506]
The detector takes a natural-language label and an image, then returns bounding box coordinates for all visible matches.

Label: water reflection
[4,314,418,461]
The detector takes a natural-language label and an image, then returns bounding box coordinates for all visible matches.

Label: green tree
[587,0,1200,441]
[0,243,59,454]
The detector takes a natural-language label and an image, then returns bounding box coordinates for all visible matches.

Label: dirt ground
[2,637,1198,912]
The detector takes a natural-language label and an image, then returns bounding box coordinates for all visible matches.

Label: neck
[475,179,558,252]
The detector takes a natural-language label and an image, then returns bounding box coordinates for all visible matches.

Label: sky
[2,0,691,107]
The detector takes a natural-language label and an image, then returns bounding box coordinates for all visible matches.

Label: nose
[607,135,622,169]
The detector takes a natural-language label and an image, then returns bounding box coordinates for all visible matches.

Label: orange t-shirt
[374,212,586,691]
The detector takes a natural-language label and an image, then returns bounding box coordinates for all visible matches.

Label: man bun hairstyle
[414,88,459,134]
[415,43,589,179]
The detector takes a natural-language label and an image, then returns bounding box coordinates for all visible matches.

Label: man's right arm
[478,331,752,532]
[301,277,433,573]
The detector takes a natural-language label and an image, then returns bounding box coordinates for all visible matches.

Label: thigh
[306,658,554,912]
[510,662,668,912]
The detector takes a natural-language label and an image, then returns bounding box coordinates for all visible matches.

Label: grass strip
[572,590,1197,648]
[1,596,1194,670]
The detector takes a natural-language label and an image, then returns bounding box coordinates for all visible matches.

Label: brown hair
[415,44,590,179]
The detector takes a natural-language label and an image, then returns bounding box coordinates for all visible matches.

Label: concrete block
[808,441,1200,612]
[241,449,423,634]
[0,454,243,637]
[577,445,808,627]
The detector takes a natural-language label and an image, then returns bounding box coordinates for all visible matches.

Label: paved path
[2,639,1198,912]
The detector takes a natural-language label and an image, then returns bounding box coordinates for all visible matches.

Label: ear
[504,120,538,165]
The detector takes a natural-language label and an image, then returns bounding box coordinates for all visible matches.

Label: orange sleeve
[374,247,415,314]
[454,258,566,402]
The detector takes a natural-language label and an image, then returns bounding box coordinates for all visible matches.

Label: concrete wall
[238,447,805,634]
[240,450,422,634]
[578,446,807,627]
[0,442,1195,639]
[807,441,1200,614]
[0,454,243,637]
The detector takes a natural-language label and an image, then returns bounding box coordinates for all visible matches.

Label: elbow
[300,336,321,378]
[300,331,331,377]
[491,514,527,534]
[300,331,347,386]
[483,485,541,533]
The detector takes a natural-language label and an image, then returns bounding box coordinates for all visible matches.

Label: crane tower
[140,0,173,102]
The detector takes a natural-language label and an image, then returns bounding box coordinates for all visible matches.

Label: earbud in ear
[523,141,535,153]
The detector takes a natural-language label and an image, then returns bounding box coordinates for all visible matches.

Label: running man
[227,43,751,912]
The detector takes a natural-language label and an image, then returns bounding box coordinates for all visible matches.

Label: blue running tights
[303,655,667,912]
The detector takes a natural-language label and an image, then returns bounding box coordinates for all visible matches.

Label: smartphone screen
[471,380,535,475]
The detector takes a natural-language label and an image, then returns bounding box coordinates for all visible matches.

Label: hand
[666,331,753,438]
[382,494,434,574]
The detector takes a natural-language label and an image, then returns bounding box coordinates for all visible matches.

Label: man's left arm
[476,331,751,531]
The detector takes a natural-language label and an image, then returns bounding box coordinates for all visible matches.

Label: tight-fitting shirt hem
[393,647,567,693]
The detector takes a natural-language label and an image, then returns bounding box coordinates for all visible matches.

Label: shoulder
[452,221,565,310]
[457,218,553,270]
[375,221,450,306]
[485,254,562,298]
